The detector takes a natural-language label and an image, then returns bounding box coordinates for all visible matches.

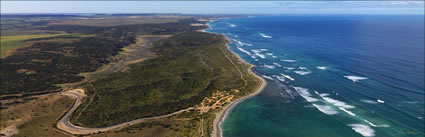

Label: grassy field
[0,94,73,137]
[69,32,261,128]
[0,33,90,58]
[49,17,183,26]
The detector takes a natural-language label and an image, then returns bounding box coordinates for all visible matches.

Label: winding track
[57,89,196,135]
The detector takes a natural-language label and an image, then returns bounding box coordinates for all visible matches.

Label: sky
[1,1,424,15]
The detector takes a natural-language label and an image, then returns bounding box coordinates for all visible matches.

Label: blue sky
[1,1,424,15]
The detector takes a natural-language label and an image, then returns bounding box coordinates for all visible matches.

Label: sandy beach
[207,22,267,137]
[212,64,266,137]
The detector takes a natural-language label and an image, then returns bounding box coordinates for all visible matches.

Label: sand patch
[198,90,235,114]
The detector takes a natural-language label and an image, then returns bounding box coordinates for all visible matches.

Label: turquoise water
[207,15,424,137]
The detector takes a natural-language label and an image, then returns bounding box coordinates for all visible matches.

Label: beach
[212,63,266,137]
[211,30,267,137]
[200,19,267,137]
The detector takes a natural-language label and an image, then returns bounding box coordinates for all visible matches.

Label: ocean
[207,15,424,137]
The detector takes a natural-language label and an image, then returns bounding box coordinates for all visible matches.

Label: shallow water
[207,15,424,137]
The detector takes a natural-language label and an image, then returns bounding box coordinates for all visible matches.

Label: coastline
[56,19,266,136]
[212,63,266,137]
[202,20,267,137]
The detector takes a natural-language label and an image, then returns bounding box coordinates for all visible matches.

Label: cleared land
[0,33,90,58]
[48,17,182,26]
[79,35,170,81]
[0,93,73,137]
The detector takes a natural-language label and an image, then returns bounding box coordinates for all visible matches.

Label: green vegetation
[1,18,206,95]
[0,33,90,58]
[0,34,134,95]
[1,15,259,137]
[98,110,204,137]
[70,32,261,128]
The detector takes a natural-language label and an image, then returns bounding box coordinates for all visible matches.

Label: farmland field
[1,33,90,58]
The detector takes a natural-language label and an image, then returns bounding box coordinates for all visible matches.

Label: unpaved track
[57,89,196,135]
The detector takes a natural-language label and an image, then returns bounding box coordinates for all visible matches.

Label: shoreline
[202,20,267,137]
[55,20,266,136]
[212,64,266,137]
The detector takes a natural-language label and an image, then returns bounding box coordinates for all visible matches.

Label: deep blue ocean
[207,15,424,137]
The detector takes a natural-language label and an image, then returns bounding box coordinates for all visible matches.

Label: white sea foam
[250,55,257,59]
[263,64,276,69]
[262,75,274,80]
[232,39,253,46]
[281,59,296,62]
[229,24,237,27]
[236,46,252,56]
[272,56,278,58]
[348,124,375,137]
[245,43,253,46]
[259,33,272,38]
[283,67,295,70]
[266,53,274,56]
[377,99,385,103]
[294,87,319,102]
[363,120,389,128]
[273,62,282,67]
[254,59,259,61]
[274,75,286,82]
[294,71,312,75]
[320,96,355,109]
[339,107,356,116]
[299,67,307,70]
[252,49,268,52]
[234,39,243,45]
[344,76,368,82]
[360,99,379,104]
[312,104,338,115]
[251,49,266,59]
[317,66,327,70]
[255,53,265,59]
[314,91,330,97]
[281,73,294,81]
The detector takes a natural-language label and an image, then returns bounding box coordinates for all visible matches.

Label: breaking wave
[294,71,312,75]
[283,67,295,70]
[294,87,319,102]
[251,49,267,59]
[344,76,368,82]
[262,75,274,80]
[228,23,237,27]
[281,59,296,62]
[319,94,355,109]
[259,33,272,38]
[317,66,327,70]
[281,73,294,81]
[348,124,375,137]
[236,46,252,56]
[312,104,338,115]
[263,64,276,69]
[272,62,282,67]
